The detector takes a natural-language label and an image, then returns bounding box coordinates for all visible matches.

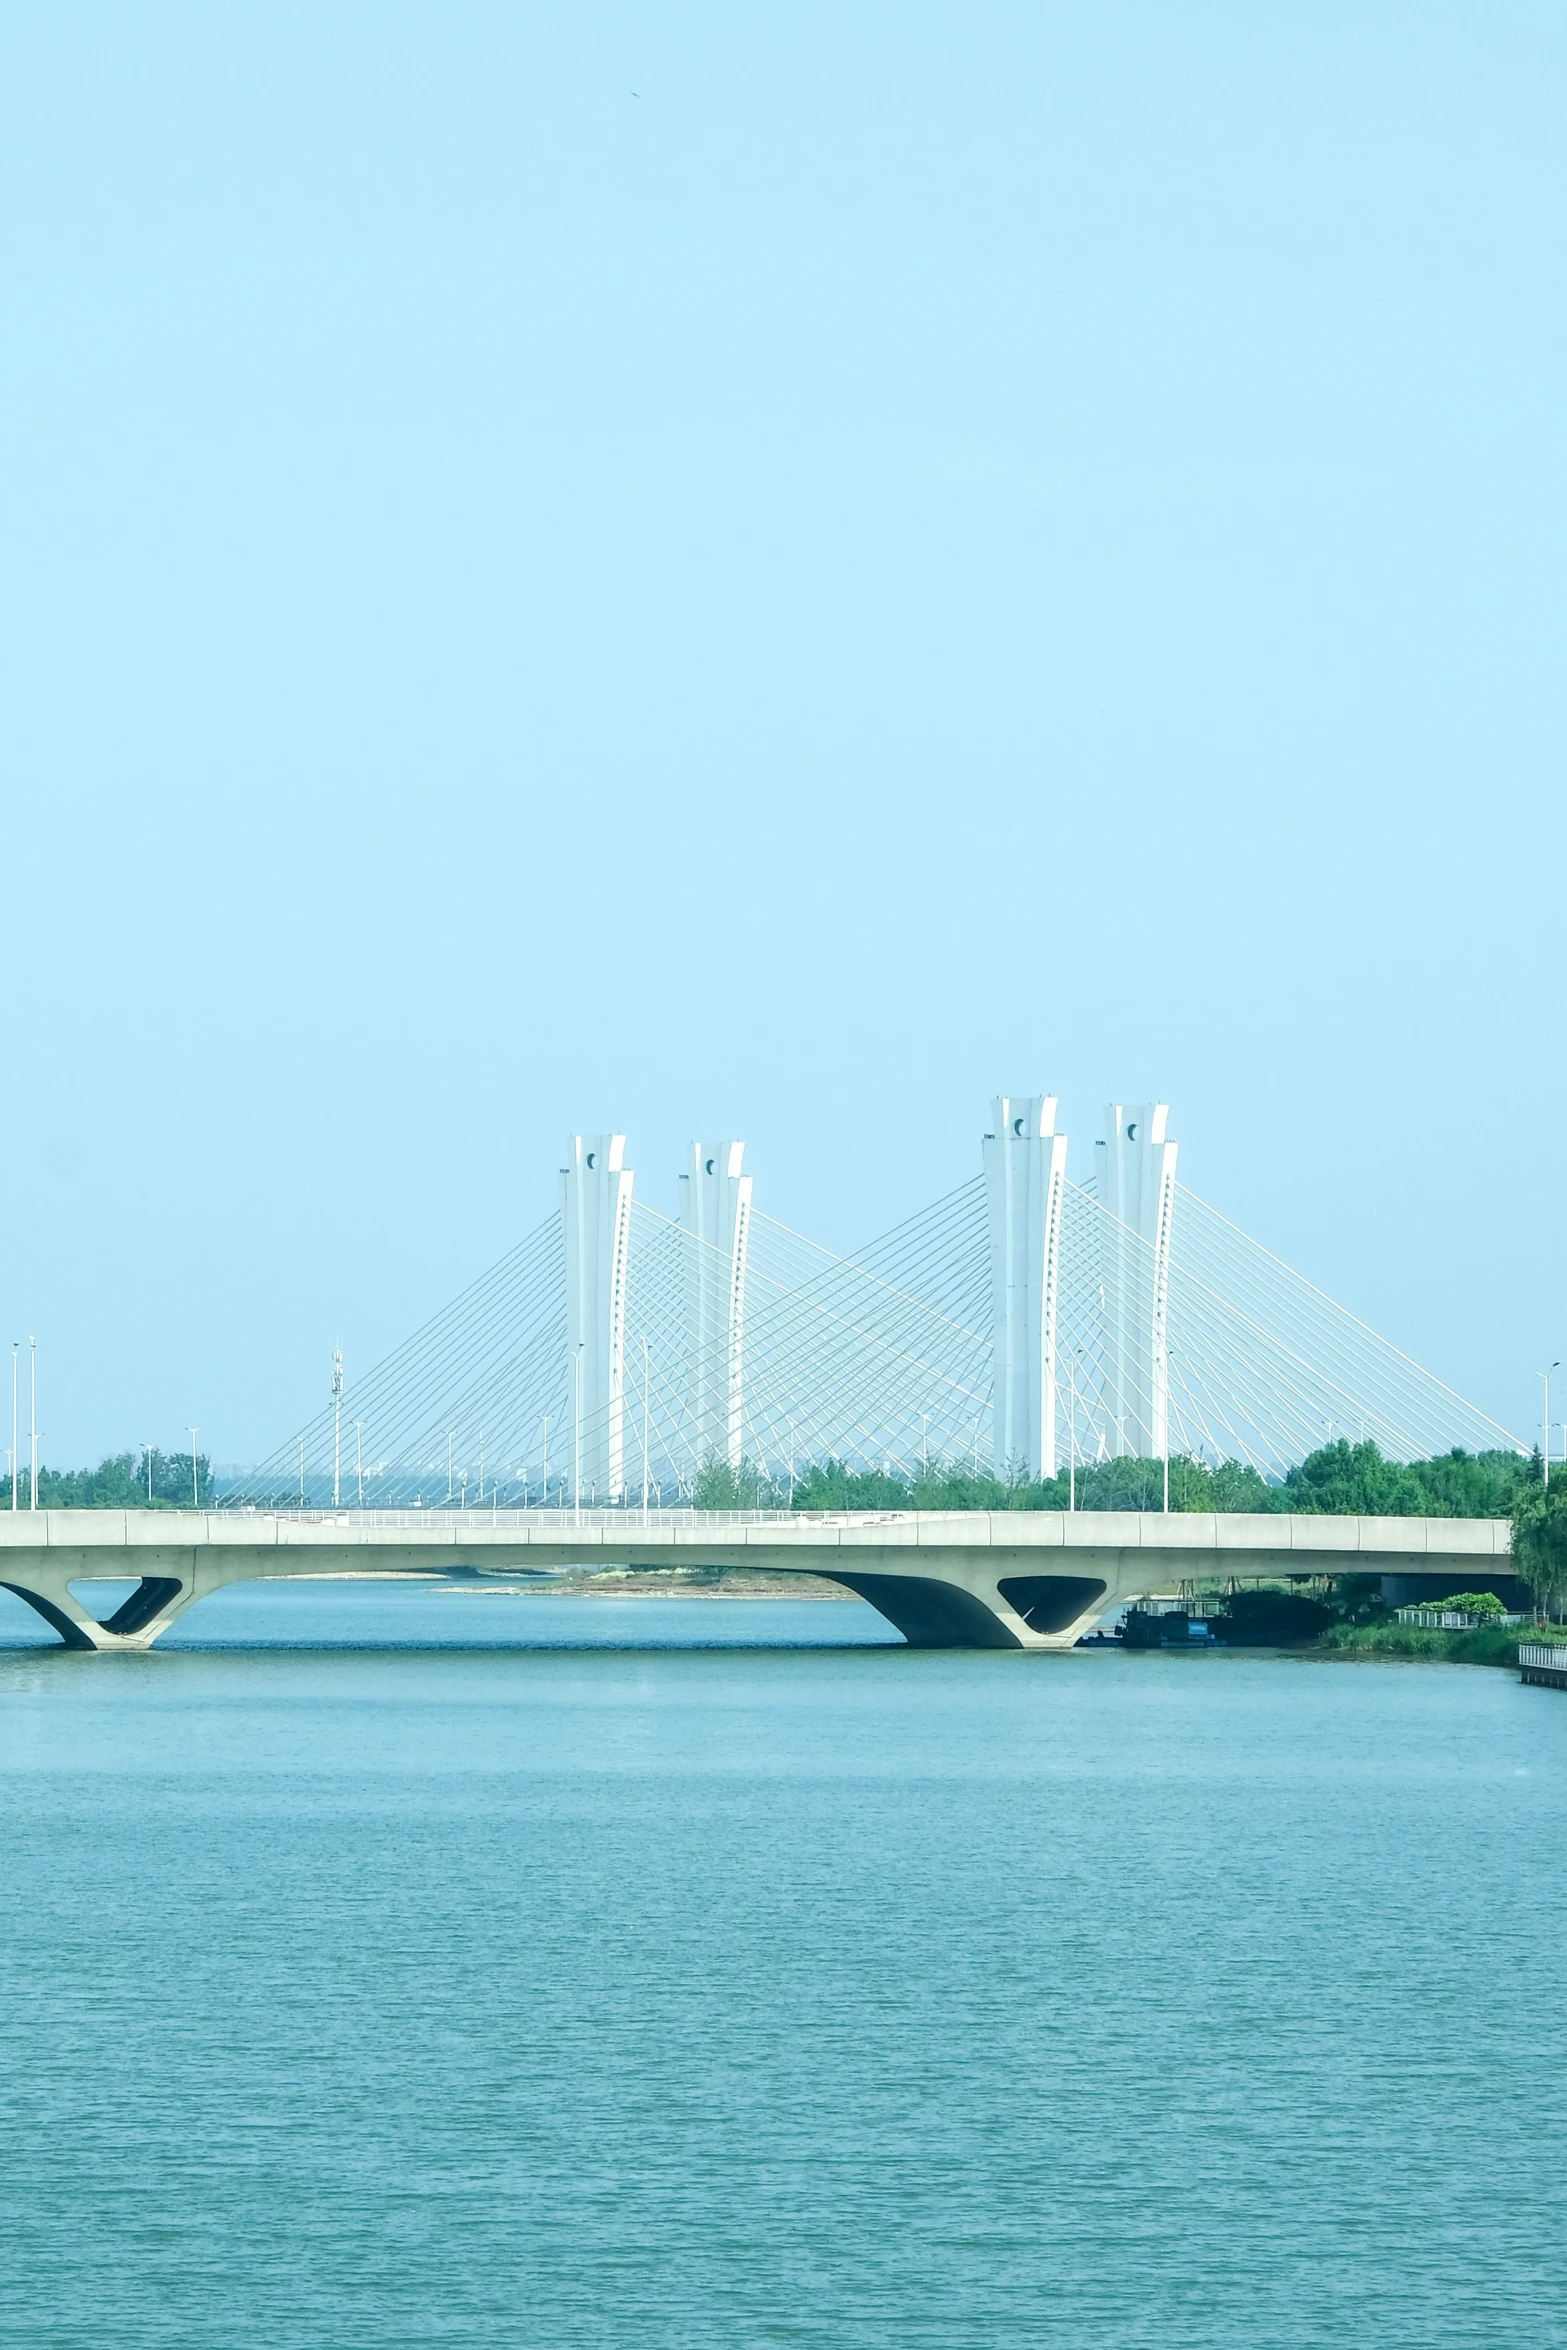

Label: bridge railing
[219,1505,918,1532]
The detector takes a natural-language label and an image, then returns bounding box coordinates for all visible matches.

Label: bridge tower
[1094,1103,1178,1460]
[562,1133,635,1502]
[679,1140,752,1470]
[983,1096,1069,1480]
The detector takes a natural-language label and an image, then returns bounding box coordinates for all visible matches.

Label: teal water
[2,1583,1565,2348]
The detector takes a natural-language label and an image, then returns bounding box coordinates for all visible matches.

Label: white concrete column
[983,1096,1069,1478]
[562,1134,635,1500]
[1094,1103,1178,1459]
[679,1140,752,1469]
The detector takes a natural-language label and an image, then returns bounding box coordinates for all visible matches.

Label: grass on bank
[1312,1619,1567,1667]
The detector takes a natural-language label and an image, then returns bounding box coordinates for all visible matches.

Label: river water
[1,1581,1564,2348]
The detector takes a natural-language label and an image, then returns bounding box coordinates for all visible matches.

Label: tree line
[0,1448,215,1510]
[739,1438,1539,1520]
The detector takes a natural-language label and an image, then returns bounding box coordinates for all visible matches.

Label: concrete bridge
[0,1507,1516,1652]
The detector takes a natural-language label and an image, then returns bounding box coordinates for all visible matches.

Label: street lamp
[572,1345,583,1520]
[331,1345,344,1508]
[1067,1355,1079,1515]
[188,1428,200,1510]
[1542,1363,1560,1489]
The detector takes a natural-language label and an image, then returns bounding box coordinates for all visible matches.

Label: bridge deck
[0,1509,1514,1652]
[0,1505,1517,1559]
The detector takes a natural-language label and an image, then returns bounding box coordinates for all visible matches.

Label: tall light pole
[29,1337,37,1511]
[10,1343,17,1512]
[144,1443,154,1504]
[572,1345,583,1520]
[1542,1363,1560,1488]
[541,1416,548,1508]
[642,1338,650,1524]
[1067,1356,1078,1514]
[188,1427,200,1509]
[331,1344,344,1508]
[355,1420,364,1507]
[447,1431,454,1505]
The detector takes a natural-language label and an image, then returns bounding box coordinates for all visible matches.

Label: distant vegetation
[8,1434,1545,1550]
[780,1439,1537,1520]
[0,1448,215,1510]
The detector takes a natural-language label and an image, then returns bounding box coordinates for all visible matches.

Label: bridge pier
[824,1566,1110,1649]
[1,1553,212,1651]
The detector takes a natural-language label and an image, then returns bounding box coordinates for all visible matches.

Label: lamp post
[331,1345,343,1508]
[29,1337,37,1511]
[1542,1363,1560,1489]
[1067,1356,1078,1515]
[10,1343,16,1512]
[642,1339,650,1524]
[355,1420,364,1507]
[572,1345,583,1521]
[188,1428,200,1510]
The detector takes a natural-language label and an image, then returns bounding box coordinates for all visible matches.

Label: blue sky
[2,2,1563,1463]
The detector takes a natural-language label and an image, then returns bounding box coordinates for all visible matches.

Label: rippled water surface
[2,1581,1565,2348]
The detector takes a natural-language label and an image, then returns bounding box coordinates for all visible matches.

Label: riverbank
[444,1569,859,1601]
[1312,1620,1567,1668]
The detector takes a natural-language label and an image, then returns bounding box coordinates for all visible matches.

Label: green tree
[691,1455,770,1510]
[1,1447,216,1509]
[1211,1460,1273,1511]
[1405,1448,1534,1518]
[1510,1484,1567,1622]
[1275,1439,1427,1516]
[790,1459,911,1511]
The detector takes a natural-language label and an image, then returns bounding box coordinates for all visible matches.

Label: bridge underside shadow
[826,1572,1026,1648]
[1,1572,200,1652]
[817,1571,1107,1648]
[996,1575,1109,1635]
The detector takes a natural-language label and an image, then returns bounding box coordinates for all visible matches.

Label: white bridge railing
[220,1505,915,1532]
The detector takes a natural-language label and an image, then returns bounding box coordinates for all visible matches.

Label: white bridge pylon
[983,1096,1068,1479]
[236,1101,1524,1509]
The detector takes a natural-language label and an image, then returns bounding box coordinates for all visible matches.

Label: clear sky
[3,2,1563,1466]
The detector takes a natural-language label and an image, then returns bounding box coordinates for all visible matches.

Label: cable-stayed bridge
[1,1097,1527,1652]
[233,1098,1519,1511]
